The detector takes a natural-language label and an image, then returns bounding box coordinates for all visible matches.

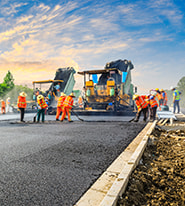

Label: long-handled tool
[33,112,38,122]
[71,109,84,121]
[129,117,136,122]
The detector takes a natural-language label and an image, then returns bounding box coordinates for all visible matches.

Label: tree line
[0,71,33,106]
[165,76,185,108]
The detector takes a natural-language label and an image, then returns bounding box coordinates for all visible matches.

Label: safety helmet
[19,92,27,97]
[170,86,175,90]
[37,95,44,100]
[155,88,159,91]
[69,92,75,97]
[60,92,66,97]
[160,89,164,92]
[149,95,155,100]
[133,94,139,100]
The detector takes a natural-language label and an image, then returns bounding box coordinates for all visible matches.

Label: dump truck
[78,59,135,112]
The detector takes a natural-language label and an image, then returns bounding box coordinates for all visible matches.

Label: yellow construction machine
[78,59,136,112]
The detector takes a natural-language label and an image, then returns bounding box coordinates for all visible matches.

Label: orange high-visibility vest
[37,98,48,109]
[149,99,158,108]
[17,96,27,108]
[63,96,74,109]
[57,96,66,107]
[155,92,162,101]
[135,96,148,111]
[161,91,168,101]
[1,101,5,107]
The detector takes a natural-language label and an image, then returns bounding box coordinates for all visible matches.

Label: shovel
[33,112,38,122]
[71,110,84,121]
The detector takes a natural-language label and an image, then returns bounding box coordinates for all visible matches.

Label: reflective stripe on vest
[173,90,180,100]
[37,99,48,109]
[155,93,162,100]
[57,96,66,107]
[150,99,158,108]
[135,96,148,110]
[63,96,73,109]
[17,96,27,108]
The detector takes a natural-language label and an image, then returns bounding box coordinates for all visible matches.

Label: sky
[0,0,185,94]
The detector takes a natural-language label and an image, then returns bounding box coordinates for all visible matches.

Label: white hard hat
[170,86,175,90]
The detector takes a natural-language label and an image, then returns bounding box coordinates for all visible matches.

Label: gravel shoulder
[117,120,185,206]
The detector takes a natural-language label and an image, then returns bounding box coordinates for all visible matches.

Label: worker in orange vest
[56,92,66,121]
[78,96,83,108]
[60,92,75,122]
[133,94,149,122]
[149,95,158,121]
[1,99,6,114]
[160,89,168,106]
[17,92,27,122]
[37,95,48,122]
[6,97,11,113]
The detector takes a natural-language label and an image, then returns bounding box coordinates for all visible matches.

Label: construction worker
[17,92,27,122]
[37,95,48,122]
[6,97,11,113]
[171,86,181,113]
[160,89,168,106]
[1,100,6,114]
[149,95,158,121]
[56,92,66,121]
[133,94,149,122]
[60,92,75,122]
[78,96,83,108]
[150,88,162,109]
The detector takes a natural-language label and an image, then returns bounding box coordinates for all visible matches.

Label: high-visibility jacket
[17,96,27,108]
[37,98,48,109]
[1,101,5,107]
[63,96,74,109]
[149,99,158,108]
[161,91,167,101]
[57,96,66,107]
[155,92,162,101]
[6,99,10,105]
[135,96,148,111]
[173,89,180,100]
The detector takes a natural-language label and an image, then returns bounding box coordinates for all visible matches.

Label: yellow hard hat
[60,92,66,97]
[69,92,75,97]
[133,94,139,100]
[160,89,164,92]
[155,88,159,91]
[37,95,44,100]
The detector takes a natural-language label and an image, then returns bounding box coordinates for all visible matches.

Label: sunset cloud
[0,0,184,94]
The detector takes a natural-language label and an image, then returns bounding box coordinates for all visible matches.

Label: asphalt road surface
[0,114,146,206]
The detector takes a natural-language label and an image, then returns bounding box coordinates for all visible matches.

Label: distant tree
[0,71,15,97]
[3,70,14,90]
[177,76,185,92]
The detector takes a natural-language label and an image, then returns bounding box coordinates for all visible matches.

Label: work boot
[56,119,59,121]
[134,119,138,122]
[60,120,63,122]
[68,120,73,122]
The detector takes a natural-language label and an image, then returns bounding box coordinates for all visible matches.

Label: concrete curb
[74,120,157,206]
